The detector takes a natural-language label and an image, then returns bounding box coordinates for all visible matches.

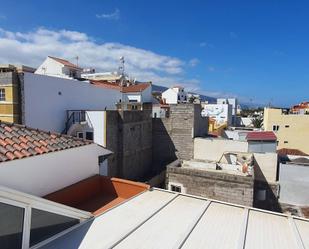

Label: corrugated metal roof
[39,189,309,249]
[246,131,277,141]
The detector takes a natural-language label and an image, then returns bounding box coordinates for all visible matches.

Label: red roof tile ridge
[48,56,82,70]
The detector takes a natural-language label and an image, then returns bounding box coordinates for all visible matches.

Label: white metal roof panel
[40,189,309,249]
[39,190,177,249]
[294,219,309,248]
[245,210,298,249]
[114,195,209,249]
[181,202,244,249]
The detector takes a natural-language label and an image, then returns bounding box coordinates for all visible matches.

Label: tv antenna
[118,56,125,76]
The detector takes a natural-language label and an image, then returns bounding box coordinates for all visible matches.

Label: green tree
[251,116,263,128]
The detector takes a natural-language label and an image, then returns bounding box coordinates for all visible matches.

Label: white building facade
[22,72,122,133]
[35,56,83,79]
[162,86,187,104]
[202,103,232,126]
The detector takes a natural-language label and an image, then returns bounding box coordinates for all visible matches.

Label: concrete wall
[0,144,106,196]
[279,163,309,205]
[253,153,278,182]
[194,138,248,161]
[248,141,277,153]
[23,72,121,132]
[152,104,208,166]
[166,165,254,206]
[106,110,152,181]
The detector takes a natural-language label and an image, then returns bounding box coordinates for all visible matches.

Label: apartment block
[264,107,309,154]
[0,64,35,123]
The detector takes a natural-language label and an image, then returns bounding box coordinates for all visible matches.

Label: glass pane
[0,202,24,249]
[30,208,79,246]
[85,132,93,140]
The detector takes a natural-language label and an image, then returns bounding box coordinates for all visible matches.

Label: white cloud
[0,27,200,88]
[189,58,199,67]
[96,9,120,20]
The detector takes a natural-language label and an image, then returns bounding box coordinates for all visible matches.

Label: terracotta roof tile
[277,148,309,156]
[91,80,151,93]
[0,153,8,162]
[6,152,16,160]
[246,131,277,141]
[0,122,92,162]
[48,56,82,70]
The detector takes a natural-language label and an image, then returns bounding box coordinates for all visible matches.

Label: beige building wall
[264,108,309,154]
[194,137,248,161]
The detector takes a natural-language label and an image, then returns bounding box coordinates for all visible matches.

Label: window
[284,141,288,144]
[85,131,93,140]
[76,132,83,139]
[0,88,5,101]
[30,208,79,246]
[171,185,181,193]
[272,125,279,131]
[131,105,138,110]
[0,202,24,249]
[285,125,290,128]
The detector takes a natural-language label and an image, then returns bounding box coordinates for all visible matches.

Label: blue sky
[0,0,308,107]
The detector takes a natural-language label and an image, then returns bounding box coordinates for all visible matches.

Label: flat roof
[39,189,309,249]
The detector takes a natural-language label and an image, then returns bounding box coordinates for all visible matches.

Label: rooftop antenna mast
[118,56,125,76]
[118,56,126,87]
[74,56,79,67]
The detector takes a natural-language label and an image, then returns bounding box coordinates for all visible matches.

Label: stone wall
[166,164,254,206]
[106,110,152,181]
[152,104,208,167]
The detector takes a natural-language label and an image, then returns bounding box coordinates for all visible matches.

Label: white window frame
[0,186,92,249]
[0,88,6,101]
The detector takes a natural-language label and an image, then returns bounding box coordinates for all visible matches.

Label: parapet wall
[166,165,254,207]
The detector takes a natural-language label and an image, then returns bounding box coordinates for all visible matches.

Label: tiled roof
[48,56,82,70]
[0,122,92,162]
[91,80,151,93]
[121,83,150,93]
[277,148,309,156]
[246,131,277,141]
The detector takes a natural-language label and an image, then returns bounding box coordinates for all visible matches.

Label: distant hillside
[152,84,216,103]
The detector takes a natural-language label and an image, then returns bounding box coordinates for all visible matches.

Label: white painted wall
[238,117,253,127]
[162,88,178,104]
[35,57,81,79]
[217,98,237,116]
[0,144,109,197]
[86,111,105,146]
[279,163,309,205]
[125,94,141,102]
[194,138,248,161]
[141,85,153,102]
[202,104,232,125]
[23,73,121,132]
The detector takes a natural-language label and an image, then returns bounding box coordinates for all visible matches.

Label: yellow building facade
[264,107,309,154]
[0,65,35,123]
